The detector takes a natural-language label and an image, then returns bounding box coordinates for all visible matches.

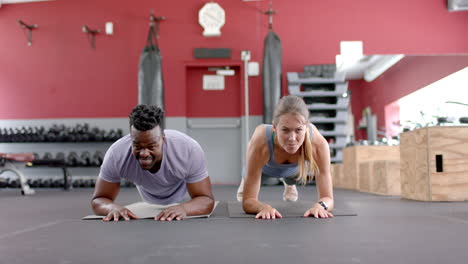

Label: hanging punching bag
[262,30,282,124]
[138,25,164,109]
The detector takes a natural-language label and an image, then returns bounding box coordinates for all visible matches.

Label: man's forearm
[180,196,215,216]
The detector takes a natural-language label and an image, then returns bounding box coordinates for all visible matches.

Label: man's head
[129,105,165,172]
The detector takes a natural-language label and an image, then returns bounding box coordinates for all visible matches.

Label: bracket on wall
[82,25,100,50]
[263,1,276,30]
[17,19,38,46]
[149,10,166,46]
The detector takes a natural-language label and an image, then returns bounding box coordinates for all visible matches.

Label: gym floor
[1,185,468,264]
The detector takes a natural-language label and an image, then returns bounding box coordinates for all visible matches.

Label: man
[91,105,215,221]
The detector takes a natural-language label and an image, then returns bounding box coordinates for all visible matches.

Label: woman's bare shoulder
[247,124,269,161]
[250,124,267,146]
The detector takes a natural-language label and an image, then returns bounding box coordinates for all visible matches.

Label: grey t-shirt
[99,129,209,205]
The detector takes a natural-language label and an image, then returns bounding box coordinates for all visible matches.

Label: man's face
[130,126,164,171]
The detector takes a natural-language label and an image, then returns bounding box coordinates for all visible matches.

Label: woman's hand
[303,203,334,218]
[256,205,283,219]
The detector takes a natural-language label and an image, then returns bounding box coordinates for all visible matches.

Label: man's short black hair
[129,105,165,132]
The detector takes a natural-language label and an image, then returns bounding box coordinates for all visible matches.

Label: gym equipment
[0,177,9,188]
[262,30,282,124]
[91,150,104,166]
[80,151,92,166]
[66,152,80,167]
[262,4,282,124]
[138,12,165,108]
[0,152,36,195]
[43,152,54,161]
[55,152,66,163]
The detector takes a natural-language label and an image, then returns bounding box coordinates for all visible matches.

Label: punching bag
[138,24,164,109]
[262,30,282,124]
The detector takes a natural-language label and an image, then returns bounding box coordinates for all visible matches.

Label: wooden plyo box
[400,126,468,201]
[358,162,373,192]
[372,160,401,195]
[358,160,400,195]
[331,163,344,188]
[343,145,400,190]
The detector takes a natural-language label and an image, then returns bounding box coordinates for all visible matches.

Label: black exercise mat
[228,201,357,218]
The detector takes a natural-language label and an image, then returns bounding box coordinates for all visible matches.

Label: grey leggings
[282,175,299,185]
[261,173,299,185]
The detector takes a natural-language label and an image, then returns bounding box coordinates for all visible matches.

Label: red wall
[349,55,468,140]
[1,0,467,119]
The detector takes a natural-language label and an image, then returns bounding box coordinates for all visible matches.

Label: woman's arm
[242,125,281,218]
[311,124,334,210]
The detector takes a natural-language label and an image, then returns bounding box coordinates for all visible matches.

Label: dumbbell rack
[287,71,349,163]
[0,142,111,190]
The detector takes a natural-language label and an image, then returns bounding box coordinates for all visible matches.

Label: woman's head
[272,95,310,154]
[272,95,319,184]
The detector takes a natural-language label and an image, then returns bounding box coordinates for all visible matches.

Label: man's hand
[156,205,187,221]
[303,203,334,218]
[255,204,283,219]
[103,204,138,222]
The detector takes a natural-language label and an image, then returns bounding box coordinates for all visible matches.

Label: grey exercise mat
[228,201,357,218]
[82,201,219,220]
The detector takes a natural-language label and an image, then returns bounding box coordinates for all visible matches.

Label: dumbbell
[67,152,81,167]
[80,151,92,166]
[0,178,9,188]
[31,178,42,188]
[88,127,100,141]
[81,123,91,142]
[74,124,88,142]
[55,152,66,163]
[56,178,65,188]
[43,152,54,161]
[94,131,105,142]
[16,127,28,142]
[72,179,81,188]
[0,128,6,142]
[11,128,23,142]
[29,126,44,142]
[49,178,64,188]
[45,131,58,142]
[114,129,123,140]
[91,151,104,166]
[8,179,20,188]
[104,129,116,141]
[82,179,94,188]
[6,128,15,142]
[40,178,52,188]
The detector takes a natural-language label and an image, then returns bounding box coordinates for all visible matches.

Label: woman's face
[274,112,307,154]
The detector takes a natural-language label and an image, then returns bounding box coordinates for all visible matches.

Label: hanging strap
[146,22,159,48]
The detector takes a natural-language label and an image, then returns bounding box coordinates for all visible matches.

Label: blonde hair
[272,95,320,184]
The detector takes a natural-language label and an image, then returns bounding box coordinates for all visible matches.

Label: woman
[237,95,334,219]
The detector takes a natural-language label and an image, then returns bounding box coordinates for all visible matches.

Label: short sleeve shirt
[99,129,209,205]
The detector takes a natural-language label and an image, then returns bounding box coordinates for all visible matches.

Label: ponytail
[296,126,319,184]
